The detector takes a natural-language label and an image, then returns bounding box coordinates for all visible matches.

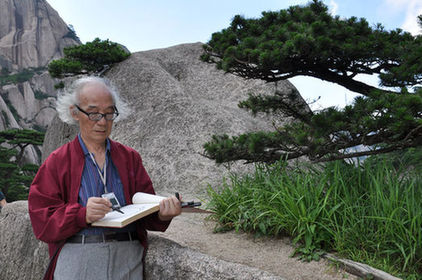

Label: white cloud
[328,0,339,16]
[384,0,422,35]
[385,0,407,8]
[402,2,422,35]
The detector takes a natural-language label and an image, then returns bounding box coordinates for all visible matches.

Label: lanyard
[89,152,109,193]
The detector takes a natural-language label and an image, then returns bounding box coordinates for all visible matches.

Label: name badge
[102,192,121,209]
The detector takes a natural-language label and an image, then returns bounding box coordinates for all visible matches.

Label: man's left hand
[158,196,182,221]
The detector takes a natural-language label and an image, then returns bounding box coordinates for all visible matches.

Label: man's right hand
[86,197,112,224]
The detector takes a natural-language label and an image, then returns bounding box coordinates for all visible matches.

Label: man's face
[71,83,116,146]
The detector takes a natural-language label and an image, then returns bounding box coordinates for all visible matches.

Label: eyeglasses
[75,105,119,121]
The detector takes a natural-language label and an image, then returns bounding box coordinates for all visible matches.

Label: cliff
[0,0,78,70]
[0,0,79,163]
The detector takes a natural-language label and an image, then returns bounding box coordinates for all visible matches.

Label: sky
[47,0,422,110]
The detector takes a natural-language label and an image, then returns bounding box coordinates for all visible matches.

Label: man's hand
[86,197,112,224]
[158,196,182,221]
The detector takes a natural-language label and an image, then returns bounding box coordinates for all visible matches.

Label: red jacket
[28,136,170,280]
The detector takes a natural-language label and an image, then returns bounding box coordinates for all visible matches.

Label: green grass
[206,159,422,279]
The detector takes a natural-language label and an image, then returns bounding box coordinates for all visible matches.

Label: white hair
[56,76,131,125]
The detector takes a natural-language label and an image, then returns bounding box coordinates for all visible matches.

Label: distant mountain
[0,0,79,163]
[0,0,79,70]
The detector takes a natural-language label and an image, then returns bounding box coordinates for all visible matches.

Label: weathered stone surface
[30,72,57,96]
[6,83,30,120]
[0,81,51,164]
[0,91,20,129]
[0,201,284,280]
[0,0,79,134]
[0,201,49,280]
[146,234,283,280]
[0,75,59,131]
[0,0,79,70]
[42,43,303,198]
[2,81,56,126]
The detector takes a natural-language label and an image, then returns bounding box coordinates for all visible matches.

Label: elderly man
[28,76,181,280]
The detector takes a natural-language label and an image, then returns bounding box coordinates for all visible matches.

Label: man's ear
[70,105,79,121]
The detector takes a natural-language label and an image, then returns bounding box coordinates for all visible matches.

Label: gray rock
[0,200,283,280]
[0,72,60,132]
[146,234,283,280]
[0,91,20,129]
[31,72,57,96]
[0,0,79,135]
[0,0,79,70]
[42,42,304,198]
[0,201,49,280]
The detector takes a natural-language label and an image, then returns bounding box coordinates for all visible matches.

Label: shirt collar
[77,133,110,156]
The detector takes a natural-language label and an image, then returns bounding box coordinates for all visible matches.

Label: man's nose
[97,116,108,125]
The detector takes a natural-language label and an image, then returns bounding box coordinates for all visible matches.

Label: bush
[207,158,422,279]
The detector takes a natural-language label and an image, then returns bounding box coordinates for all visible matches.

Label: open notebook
[92,192,165,228]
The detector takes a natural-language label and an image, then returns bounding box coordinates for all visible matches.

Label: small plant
[206,156,422,279]
[292,244,324,262]
[54,81,65,89]
[34,90,50,100]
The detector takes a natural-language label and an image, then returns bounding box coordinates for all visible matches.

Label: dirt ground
[153,212,359,280]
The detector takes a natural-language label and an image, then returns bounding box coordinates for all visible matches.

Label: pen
[175,192,201,208]
[181,201,202,208]
[112,206,124,214]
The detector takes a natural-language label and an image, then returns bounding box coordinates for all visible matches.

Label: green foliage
[48,59,83,78]
[32,124,46,133]
[204,89,422,163]
[1,94,20,122]
[202,0,416,93]
[34,90,50,100]
[1,67,10,75]
[0,129,45,147]
[201,0,422,164]
[1,111,10,126]
[62,25,80,41]
[54,81,65,89]
[206,158,422,279]
[48,38,130,78]
[380,36,422,87]
[0,129,44,202]
[0,67,45,86]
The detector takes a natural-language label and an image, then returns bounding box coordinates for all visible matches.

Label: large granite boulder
[42,42,304,198]
[0,201,49,280]
[0,202,283,280]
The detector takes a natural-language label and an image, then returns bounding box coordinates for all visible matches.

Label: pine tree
[201,0,422,164]
[48,38,130,78]
[0,129,44,201]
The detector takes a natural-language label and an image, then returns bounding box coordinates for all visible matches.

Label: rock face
[145,234,283,280]
[0,202,284,280]
[1,81,57,128]
[42,42,305,198]
[0,0,79,163]
[0,202,49,280]
[0,0,77,70]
